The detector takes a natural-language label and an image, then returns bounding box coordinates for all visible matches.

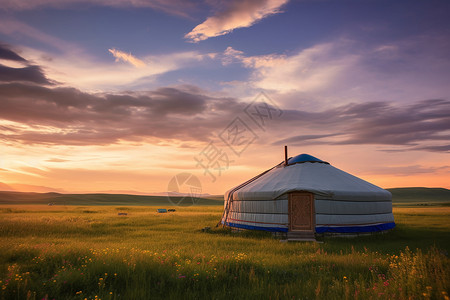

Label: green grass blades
[0,205,449,299]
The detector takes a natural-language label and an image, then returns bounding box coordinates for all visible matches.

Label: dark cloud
[0,64,53,84]
[0,79,448,153]
[272,99,450,152]
[0,44,52,84]
[334,99,450,147]
[0,82,244,145]
[364,165,450,176]
[412,145,450,152]
[0,43,27,62]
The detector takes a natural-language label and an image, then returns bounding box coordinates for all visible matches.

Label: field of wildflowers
[0,205,449,299]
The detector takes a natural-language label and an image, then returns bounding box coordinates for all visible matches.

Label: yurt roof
[287,153,328,165]
[228,154,391,201]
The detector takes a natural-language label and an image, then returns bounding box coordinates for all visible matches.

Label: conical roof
[287,153,327,164]
[227,154,391,201]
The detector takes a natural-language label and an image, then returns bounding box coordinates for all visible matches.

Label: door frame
[288,192,315,232]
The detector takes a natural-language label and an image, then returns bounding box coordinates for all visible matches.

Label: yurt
[221,153,395,238]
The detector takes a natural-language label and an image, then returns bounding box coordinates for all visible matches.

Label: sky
[0,0,449,195]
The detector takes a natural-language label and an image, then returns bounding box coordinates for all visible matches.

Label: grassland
[0,204,449,300]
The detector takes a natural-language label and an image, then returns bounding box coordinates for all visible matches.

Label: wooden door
[289,192,314,231]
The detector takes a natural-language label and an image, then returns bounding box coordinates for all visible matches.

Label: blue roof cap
[287,154,328,165]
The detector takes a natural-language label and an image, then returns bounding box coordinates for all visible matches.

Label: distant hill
[0,191,224,206]
[388,187,450,205]
[0,188,448,206]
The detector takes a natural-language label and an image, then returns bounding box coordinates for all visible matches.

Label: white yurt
[221,153,395,235]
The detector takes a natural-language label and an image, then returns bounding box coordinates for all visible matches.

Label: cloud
[185,0,289,42]
[412,145,450,152]
[334,100,450,147]
[0,0,198,17]
[45,158,70,163]
[272,99,450,152]
[222,46,286,68]
[19,44,210,90]
[216,42,360,102]
[0,43,27,62]
[362,165,450,176]
[234,36,450,111]
[215,35,450,116]
[0,44,53,84]
[0,24,211,90]
[250,42,358,94]
[0,18,81,54]
[0,43,448,153]
[1,79,448,154]
[108,49,146,68]
[273,133,343,146]
[0,82,245,145]
[0,64,53,84]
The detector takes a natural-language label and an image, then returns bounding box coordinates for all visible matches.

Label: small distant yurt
[221,153,395,237]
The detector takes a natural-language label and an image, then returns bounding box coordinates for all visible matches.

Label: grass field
[0,205,449,300]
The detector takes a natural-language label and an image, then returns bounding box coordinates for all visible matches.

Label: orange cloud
[108,48,146,68]
[185,0,289,42]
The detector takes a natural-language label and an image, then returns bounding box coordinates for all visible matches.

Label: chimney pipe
[284,145,288,166]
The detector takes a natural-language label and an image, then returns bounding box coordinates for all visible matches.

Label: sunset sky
[0,0,449,195]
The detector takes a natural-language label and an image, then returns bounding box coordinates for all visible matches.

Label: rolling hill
[388,187,450,205]
[0,187,448,206]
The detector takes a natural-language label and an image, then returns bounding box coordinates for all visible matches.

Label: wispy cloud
[0,18,81,54]
[185,0,289,42]
[19,45,209,90]
[0,0,198,17]
[45,158,70,163]
[221,36,450,113]
[1,44,449,154]
[217,42,359,99]
[222,46,286,68]
[108,48,146,68]
[0,23,204,89]
[361,165,450,176]
[1,79,449,153]
[251,42,358,94]
[273,99,450,152]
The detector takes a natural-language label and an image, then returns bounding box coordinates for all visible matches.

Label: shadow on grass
[204,222,450,254]
[322,223,450,254]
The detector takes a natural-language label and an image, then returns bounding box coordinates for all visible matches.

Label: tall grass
[0,205,449,299]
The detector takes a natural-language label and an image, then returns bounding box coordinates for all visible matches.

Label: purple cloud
[0,44,52,84]
[0,44,448,153]
[0,43,27,62]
